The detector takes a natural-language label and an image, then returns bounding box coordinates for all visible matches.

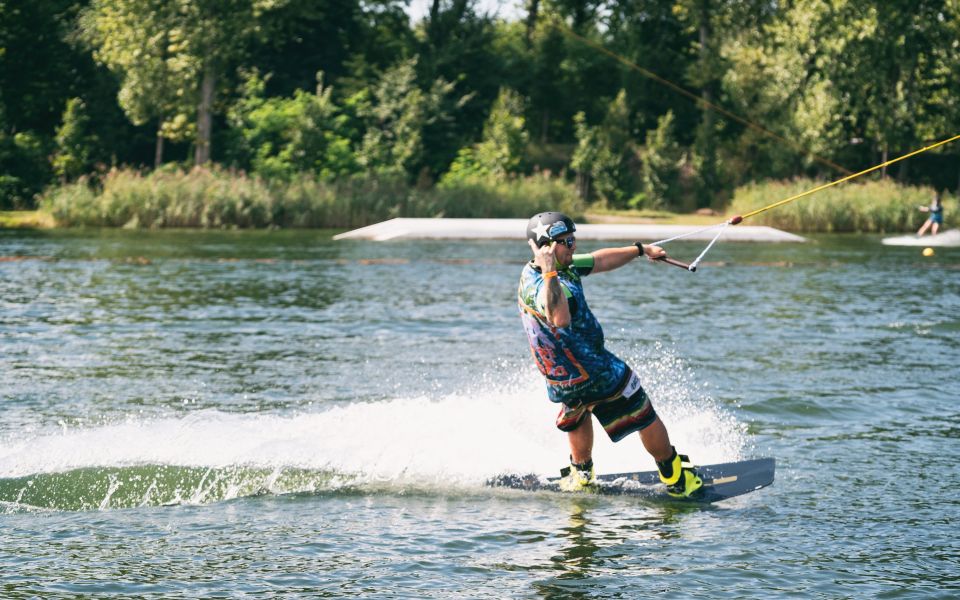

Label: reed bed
[728,178,954,233]
[41,167,583,229]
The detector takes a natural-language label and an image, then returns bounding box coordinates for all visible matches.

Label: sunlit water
[1,229,958,597]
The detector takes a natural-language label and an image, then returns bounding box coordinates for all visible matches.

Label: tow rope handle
[655,256,697,272]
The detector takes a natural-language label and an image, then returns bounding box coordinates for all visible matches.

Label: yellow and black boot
[657,448,703,498]
[558,457,598,492]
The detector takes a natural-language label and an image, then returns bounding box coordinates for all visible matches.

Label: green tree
[358,58,457,177]
[0,128,50,209]
[228,71,363,180]
[52,97,98,181]
[80,0,199,166]
[417,0,501,169]
[674,0,763,205]
[605,0,699,139]
[720,0,959,187]
[251,1,414,98]
[839,1,952,180]
[527,17,567,143]
[81,0,290,167]
[443,87,529,182]
[473,87,529,176]
[0,0,92,134]
[570,90,633,206]
[180,0,285,165]
[720,0,855,181]
[640,110,684,209]
[0,0,128,206]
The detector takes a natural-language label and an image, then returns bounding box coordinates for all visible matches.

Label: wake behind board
[488,457,774,504]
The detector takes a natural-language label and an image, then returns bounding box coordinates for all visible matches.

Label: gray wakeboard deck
[488,457,775,504]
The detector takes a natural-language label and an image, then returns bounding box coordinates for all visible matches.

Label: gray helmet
[527,212,576,248]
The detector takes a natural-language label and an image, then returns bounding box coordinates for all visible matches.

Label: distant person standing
[917,192,944,236]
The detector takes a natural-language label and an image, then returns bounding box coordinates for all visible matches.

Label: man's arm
[590,243,666,273]
[541,273,571,328]
[528,239,571,328]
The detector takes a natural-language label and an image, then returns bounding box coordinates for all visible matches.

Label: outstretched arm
[590,243,666,274]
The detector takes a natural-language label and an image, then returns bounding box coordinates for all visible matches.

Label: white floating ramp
[333,218,806,243]
[881,230,960,247]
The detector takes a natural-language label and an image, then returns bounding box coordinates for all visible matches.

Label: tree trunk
[880,145,888,178]
[576,171,590,201]
[194,67,216,166]
[695,0,716,207]
[154,121,165,168]
[525,0,539,48]
[897,156,909,182]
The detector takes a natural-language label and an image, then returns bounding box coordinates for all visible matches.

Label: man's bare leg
[567,415,594,464]
[639,416,674,462]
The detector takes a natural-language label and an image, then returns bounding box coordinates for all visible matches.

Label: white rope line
[688,222,729,271]
[650,221,729,246]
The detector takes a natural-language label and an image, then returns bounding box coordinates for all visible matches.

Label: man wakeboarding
[517,212,703,497]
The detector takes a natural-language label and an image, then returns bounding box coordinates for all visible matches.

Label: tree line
[2,0,959,212]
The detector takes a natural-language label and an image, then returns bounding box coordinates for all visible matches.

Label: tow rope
[653,133,960,272]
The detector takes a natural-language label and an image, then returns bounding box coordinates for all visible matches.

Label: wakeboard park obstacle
[881,229,960,247]
[333,218,808,243]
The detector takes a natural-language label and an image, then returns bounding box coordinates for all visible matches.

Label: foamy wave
[0,351,745,486]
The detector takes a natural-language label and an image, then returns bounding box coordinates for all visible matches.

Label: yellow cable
[739,133,960,221]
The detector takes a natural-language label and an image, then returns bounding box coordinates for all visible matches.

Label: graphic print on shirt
[517,257,627,404]
[519,301,588,385]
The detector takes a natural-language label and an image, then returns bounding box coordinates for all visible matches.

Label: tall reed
[728,178,954,233]
[41,167,583,228]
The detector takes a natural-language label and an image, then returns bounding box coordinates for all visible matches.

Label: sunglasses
[554,236,576,248]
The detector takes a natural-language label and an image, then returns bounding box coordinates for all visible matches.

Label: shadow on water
[530,497,702,599]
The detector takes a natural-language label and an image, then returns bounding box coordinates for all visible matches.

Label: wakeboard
[488,457,775,504]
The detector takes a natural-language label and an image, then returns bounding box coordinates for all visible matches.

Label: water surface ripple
[1,229,958,597]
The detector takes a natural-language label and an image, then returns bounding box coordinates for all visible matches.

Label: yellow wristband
[543,271,558,279]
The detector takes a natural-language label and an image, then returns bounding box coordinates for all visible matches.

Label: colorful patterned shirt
[517,254,628,405]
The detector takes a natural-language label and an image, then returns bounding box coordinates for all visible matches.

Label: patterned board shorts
[554,371,658,442]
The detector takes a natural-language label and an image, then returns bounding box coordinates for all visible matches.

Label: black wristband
[634,242,644,257]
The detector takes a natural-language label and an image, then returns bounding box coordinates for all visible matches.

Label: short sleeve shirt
[517,254,628,405]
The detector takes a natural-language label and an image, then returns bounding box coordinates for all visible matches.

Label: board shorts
[931,212,943,224]
[554,370,658,442]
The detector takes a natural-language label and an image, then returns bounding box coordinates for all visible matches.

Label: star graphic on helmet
[531,218,551,242]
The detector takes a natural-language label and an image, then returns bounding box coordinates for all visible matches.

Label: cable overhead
[551,18,853,176]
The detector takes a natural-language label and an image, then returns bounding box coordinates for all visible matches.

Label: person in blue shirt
[518,212,703,497]
[917,192,944,236]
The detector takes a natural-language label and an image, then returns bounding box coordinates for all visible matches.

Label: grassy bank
[39,167,583,229]
[728,178,954,233]
[0,210,55,228]
[21,170,955,233]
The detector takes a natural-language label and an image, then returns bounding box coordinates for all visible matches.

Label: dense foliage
[3,0,959,222]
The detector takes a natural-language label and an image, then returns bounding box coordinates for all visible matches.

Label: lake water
[1,229,958,598]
